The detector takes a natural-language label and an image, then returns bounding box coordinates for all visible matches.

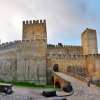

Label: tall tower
[18,19,47,84]
[81,28,98,55]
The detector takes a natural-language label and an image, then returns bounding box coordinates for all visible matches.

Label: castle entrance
[55,81,61,88]
[53,64,59,72]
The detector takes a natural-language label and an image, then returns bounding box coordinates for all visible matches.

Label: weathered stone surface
[0,20,99,84]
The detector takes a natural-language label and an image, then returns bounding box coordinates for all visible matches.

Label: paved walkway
[0,85,99,100]
[54,72,100,100]
[0,72,100,100]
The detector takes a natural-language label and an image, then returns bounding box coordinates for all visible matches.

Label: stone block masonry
[0,19,99,84]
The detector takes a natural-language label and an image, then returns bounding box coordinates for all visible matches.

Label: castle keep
[0,19,100,84]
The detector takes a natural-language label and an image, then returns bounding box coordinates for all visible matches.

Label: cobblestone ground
[0,85,99,100]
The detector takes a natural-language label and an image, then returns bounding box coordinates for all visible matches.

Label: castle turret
[22,19,47,41]
[81,28,98,55]
[16,19,47,84]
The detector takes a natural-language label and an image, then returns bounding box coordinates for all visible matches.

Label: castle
[0,19,100,84]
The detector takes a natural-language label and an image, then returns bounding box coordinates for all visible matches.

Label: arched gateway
[53,64,59,72]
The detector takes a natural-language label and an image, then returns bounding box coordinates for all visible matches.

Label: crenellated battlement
[22,19,47,41]
[47,44,82,49]
[0,40,21,50]
[0,40,34,50]
[23,19,46,25]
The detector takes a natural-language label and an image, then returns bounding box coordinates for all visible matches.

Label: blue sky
[0,0,100,52]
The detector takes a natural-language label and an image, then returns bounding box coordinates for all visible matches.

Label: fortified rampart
[0,19,47,84]
[0,40,34,50]
[47,44,83,57]
[0,19,100,84]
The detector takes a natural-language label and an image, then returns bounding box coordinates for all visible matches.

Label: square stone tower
[17,20,47,84]
[81,28,98,55]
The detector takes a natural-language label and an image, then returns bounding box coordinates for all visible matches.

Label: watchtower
[19,19,47,84]
[22,20,47,41]
[81,28,98,55]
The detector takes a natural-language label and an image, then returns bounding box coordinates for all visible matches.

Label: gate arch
[53,64,59,72]
[55,81,61,88]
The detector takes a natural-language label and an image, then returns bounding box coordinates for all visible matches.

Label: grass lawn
[0,80,54,89]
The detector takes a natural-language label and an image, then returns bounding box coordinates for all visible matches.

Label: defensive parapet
[0,40,34,51]
[47,44,82,48]
[0,41,20,50]
[23,19,46,25]
[22,19,47,41]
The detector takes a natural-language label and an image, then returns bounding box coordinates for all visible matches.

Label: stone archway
[55,81,61,88]
[53,64,59,72]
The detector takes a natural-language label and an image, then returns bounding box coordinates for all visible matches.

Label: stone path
[0,85,99,100]
[0,72,100,100]
[54,72,100,100]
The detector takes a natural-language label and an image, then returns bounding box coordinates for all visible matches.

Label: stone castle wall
[47,53,100,83]
[0,41,19,81]
[86,54,100,76]
[0,40,47,84]
[0,19,100,84]
[16,40,47,84]
[47,44,83,57]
